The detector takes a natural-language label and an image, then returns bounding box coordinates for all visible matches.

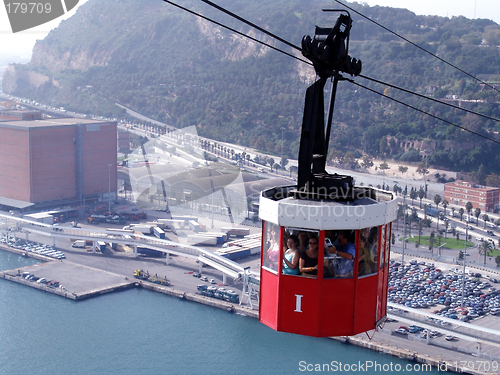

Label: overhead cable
[333,0,500,95]
[359,74,500,124]
[349,79,500,145]
[201,0,302,52]
[161,0,311,65]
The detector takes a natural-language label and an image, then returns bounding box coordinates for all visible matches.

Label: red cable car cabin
[258,186,397,337]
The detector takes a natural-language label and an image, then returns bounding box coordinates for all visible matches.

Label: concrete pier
[1,260,136,300]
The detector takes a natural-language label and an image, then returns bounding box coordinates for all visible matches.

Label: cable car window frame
[357,226,379,278]
[262,221,281,275]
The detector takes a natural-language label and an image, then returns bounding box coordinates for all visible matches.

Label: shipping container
[153,227,165,239]
[188,220,200,232]
[221,227,250,237]
[72,240,86,248]
[187,235,217,245]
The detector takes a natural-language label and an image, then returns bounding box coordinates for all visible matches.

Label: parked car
[395,328,408,335]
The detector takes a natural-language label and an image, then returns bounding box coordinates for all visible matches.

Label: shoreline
[0,247,492,375]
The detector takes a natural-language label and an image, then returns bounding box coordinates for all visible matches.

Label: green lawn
[487,248,500,257]
[401,235,474,250]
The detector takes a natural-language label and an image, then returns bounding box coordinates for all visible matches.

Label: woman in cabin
[282,235,300,275]
[297,231,309,253]
[299,236,319,276]
[265,226,281,270]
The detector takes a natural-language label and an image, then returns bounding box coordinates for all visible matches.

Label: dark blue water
[0,251,446,374]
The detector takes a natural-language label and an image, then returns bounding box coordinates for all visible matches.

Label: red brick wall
[0,127,31,201]
[30,126,77,202]
[82,123,117,195]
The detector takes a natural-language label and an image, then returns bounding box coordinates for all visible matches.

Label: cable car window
[282,227,319,278]
[263,222,281,273]
[282,232,300,275]
[358,227,379,277]
[323,230,355,279]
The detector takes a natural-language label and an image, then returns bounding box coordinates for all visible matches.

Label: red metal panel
[381,223,392,316]
[277,275,321,336]
[354,274,378,334]
[319,278,355,336]
[376,225,386,321]
[259,268,280,330]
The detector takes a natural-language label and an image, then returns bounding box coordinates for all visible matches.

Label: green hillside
[4,0,500,178]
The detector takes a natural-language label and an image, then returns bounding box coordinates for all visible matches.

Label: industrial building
[444,180,500,212]
[0,118,117,212]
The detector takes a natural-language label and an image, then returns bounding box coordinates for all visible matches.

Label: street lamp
[461,226,468,308]
[108,163,112,213]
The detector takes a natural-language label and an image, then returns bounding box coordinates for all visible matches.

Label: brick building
[0,118,117,211]
[117,130,130,153]
[444,180,500,212]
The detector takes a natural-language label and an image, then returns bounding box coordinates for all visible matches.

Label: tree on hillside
[398,165,408,177]
[361,155,374,170]
[416,162,428,178]
[379,161,389,171]
[486,173,500,187]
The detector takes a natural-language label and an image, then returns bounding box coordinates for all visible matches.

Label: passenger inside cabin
[328,230,355,278]
[264,224,282,271]
[299,235,319,277]
[282,235,300,275]
[297,231,309,253]
[357,234,373,277]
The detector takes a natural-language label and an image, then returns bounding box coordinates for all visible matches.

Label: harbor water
[0,251,447,374]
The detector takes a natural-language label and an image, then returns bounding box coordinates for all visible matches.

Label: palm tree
[417,220,423,245]
[465,201,473,222]
[417,187,425,208]
[246,154,251,165]
[479,240,493,265]
[451,207,455,218]
[396,204,405,230]
[437,232,443,253]
[474,207,481,227]
[483,214,490,229]
[434,194,442,211]
[442,199,449,216]
[423,203,429,220]
[410,189,417,206]
[268,158,275,172]
[429,231,435,254]
[459,207,465,221]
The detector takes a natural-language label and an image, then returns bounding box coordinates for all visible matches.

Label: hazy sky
[0,0,498,61]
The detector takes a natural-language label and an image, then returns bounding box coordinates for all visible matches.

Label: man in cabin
[328,231,355,278]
